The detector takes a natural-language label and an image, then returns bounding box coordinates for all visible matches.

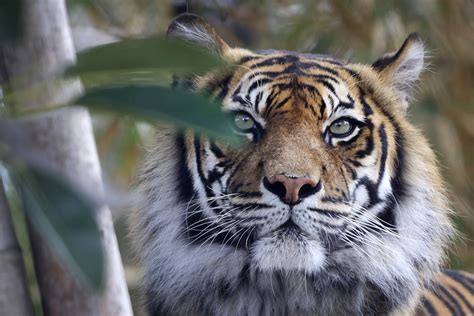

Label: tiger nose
[263,175,321,205]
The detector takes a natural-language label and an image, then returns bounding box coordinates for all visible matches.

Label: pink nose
[264,175,321,205]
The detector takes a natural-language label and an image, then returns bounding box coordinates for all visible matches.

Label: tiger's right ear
[167,13,231,56]
[371,33,424,103]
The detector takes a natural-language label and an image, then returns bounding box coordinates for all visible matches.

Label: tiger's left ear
[372,33,424,102]
[167,13,231,56]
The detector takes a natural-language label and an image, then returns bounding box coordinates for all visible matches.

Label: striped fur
[129,14,472,315]
[417,270,474,315]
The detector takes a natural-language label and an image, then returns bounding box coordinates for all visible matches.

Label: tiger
[129,13,474,316]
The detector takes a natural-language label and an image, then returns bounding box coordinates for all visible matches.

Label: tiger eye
[329,119,353,136]
[234,113,255,131]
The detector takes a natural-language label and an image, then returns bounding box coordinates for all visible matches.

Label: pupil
[236,114,253,130]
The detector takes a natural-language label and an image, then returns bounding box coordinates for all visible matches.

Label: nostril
[299,181,322,199]
[263,176,287,199]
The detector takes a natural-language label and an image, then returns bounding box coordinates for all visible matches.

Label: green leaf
[0,0,23,43]
[67,36,226,76]
[9,164,104,290]
[75,85,239,144]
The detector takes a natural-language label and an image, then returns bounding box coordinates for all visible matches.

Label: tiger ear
[372,33,424,102]
[167,13,230,56]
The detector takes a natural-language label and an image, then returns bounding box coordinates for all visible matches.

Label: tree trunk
[0,181,34,316]
[0,0,133,315]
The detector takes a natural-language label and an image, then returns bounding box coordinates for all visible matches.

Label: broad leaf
[67,36,226,76]
[75,85,239,143]
[9,164,104,290]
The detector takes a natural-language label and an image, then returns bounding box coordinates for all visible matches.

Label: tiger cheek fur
[129,13,459,316]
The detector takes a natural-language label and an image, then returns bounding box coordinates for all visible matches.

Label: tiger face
[192,62,401,273]
[131,14,453,315]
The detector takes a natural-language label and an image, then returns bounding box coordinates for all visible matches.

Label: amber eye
[234,112,256,131]
[329,118,355,137]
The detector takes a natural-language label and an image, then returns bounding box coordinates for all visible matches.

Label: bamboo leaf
[9,164,104,290]
[75,85,239,144]
[67,36,226,76]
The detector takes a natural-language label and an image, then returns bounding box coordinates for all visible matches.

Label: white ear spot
[391,39,424,100]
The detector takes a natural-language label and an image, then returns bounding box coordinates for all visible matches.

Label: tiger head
[131,14,454,315]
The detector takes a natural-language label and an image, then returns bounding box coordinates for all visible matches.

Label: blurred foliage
[9,164,104,290]
[69,36,225,77]
[0,144,104,290]
[2,172,44,316]
[66,0,474,275]
[0,0,23,43]
[76,85,238,143]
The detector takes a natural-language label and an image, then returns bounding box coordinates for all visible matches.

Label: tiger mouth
[267,219,308,236]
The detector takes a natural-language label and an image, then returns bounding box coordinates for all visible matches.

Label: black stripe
[216,74,232,101]
[448,284,474,313]
[232,95,251,107]
[307,207,348,218]
[239,55,258,64]
[308,74,339,83]
[319,98,327,119]
[225,151,255,191]
[236,191,263,198]
[306,101,319,118]
[317,79,337,95]
[435,284,462,315]
[354,176,382,208]
[246,78,271,96]
[252,55,299,68]
[176,134,194,201]
[207,166,227,185]
[444,270,474,294]
[420,295,438,316]
[358,87,374,116]
[210,142,226,158]
[377,124,388,187]
[347,158,362,167]
[273,95,291,110]
[193,138,216,203]
[354,120,374,158]
[254,91,263,113]
[248,70,286,80]
[232,202,273,210]
[270,110,290,119]
[377,113,404,231]
[273,82,321,94]
[332,101,355,114]
[297,62,339,76]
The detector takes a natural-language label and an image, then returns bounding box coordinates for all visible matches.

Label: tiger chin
[130,14,473,316]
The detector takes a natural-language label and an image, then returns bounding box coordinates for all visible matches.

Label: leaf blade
[9,164,104,290]
[75,85,239,144]
[67,36,225,76]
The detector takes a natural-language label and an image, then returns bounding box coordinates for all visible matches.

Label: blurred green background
[36,0,474,314]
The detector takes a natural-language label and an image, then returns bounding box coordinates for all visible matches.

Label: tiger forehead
[223,52,361,118]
